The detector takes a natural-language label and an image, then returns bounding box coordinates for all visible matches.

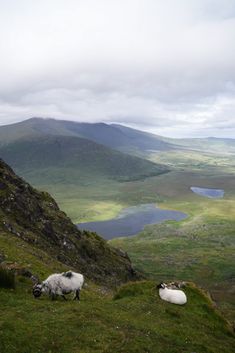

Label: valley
[0,118,234,352]
[27,138,234,323]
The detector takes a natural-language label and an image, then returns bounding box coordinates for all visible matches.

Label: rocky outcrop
[0,159,138,286]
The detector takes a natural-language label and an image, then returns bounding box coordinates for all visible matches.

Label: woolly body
[158,283,187,305]
[33,271,84,300]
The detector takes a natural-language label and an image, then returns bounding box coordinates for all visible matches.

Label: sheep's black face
[156,282,165,289]
[33,284,42,298]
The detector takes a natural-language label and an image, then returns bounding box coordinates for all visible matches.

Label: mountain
[0,117,176,154]
[0,158,138,285]
[0,134,168,184]
[1,118,234,156]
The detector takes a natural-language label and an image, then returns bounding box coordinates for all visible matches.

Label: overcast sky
[0,0,235,138]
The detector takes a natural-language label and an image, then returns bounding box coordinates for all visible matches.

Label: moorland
[0,118,234,352]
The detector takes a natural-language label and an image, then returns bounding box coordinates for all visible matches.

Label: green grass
[0,227,234,353]
[0,230,70,279]
[0,134,168,184]
[34,180,126,223]
[0,279,234,353]
[149,150,235,173]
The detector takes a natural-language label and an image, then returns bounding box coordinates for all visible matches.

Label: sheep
[33,271,84,301]
[157,282,187,305]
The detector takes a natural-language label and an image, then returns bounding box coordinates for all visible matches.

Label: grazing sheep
[33,271,84,300]
[157,282,187,305]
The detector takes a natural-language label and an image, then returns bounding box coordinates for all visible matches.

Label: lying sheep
[157,282,187,305]
[33,271,84,300]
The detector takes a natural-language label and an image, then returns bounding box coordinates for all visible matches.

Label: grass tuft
[113,281,147,300]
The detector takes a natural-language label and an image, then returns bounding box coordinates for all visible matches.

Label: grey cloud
[0,0,235,137]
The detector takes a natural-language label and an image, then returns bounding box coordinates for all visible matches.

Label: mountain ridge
[1,118,234,155]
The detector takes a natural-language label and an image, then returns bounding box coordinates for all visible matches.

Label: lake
[190,186,224,198]
[77,203,187,240]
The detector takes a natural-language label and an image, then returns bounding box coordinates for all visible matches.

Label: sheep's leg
[62,294,67,301]
[50,293,56,301]
[74,289,80,301]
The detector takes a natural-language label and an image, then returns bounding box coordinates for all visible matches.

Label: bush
[0,267,15,289]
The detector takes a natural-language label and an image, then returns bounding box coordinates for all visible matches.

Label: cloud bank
[0,0,235,137]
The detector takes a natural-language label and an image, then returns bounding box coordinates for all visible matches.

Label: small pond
[77,203,187,240]
[190,186,224,199]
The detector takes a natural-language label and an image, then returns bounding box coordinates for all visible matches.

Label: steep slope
[0,159,138,285]
[0,135,168,183]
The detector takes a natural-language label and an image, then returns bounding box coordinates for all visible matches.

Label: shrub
[0,267,15,289]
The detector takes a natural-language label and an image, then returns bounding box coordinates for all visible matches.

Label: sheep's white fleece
[159,286,187,305]
[42,272,84,296]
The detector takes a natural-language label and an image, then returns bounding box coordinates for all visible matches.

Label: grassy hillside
[0,234,234,353]
[0,134,168,184]
[1,282,234,353]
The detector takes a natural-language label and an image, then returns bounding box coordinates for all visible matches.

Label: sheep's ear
[63,271,73,278]
[156,283,163,289]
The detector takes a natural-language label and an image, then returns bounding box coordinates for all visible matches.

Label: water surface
[190,187,224,199]
[78,204,187,240]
